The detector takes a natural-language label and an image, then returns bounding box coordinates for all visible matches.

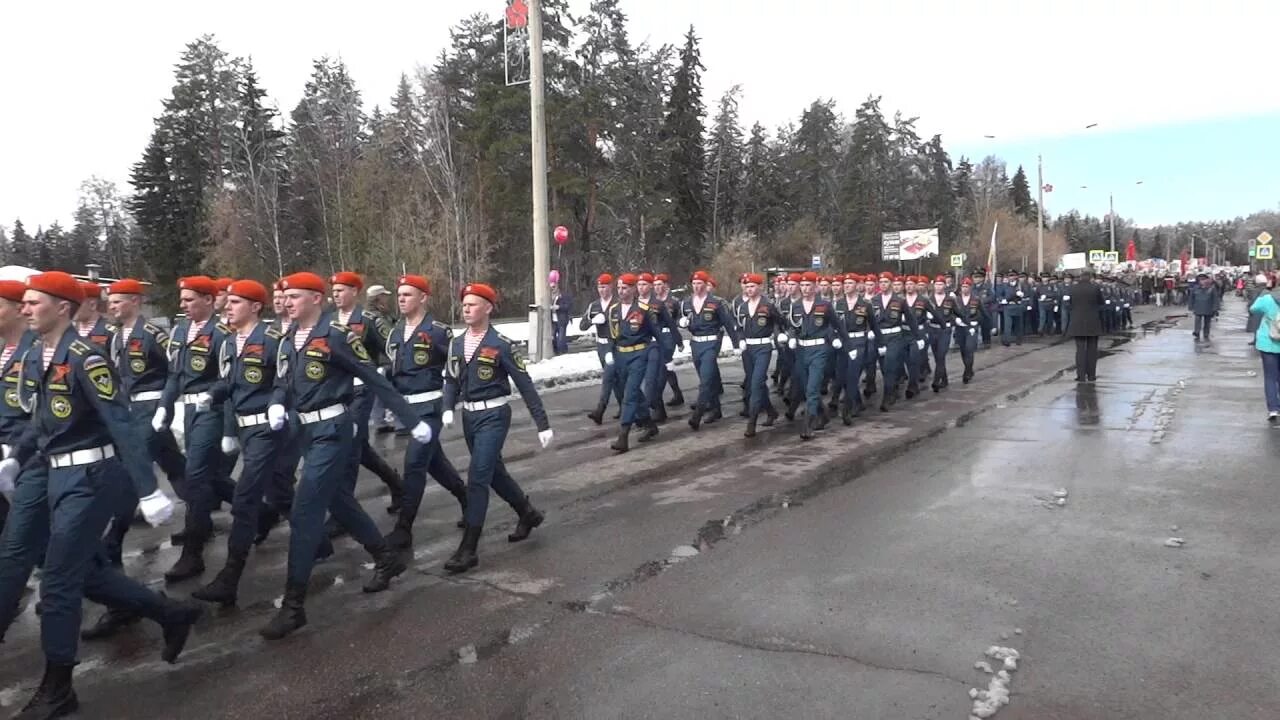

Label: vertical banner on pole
[504,0,531,86]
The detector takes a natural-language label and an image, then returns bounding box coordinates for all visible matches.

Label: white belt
[237,412,270,428]
[881,326,902,335]
[404,390,443,404]
[49,444,115,469]
[661,327,672,333]
[180,392,211,406]
[353,377,365,387]
[744,337,773,346]
[463,397,509,412]
[1,443,10,459]
[298,403,345,425]
[596,337,611,345]
[130,390,163,402]
[797,338,826,347]
[691,334,718,343]
[847,331,867,339]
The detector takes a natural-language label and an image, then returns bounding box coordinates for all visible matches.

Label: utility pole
[1036,155,1044,273]
[1108,193,1116,252]
[528,0,552,362]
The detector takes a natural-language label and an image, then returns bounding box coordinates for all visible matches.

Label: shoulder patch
[69,340,93,356]
[216,322,232,334]
[144,322,163,335]
[495,332,515,346]
[83,354,109,371]
[330,321,350,334]
[432,320,449,331]
[347,331,371,362]
[265,327,283,340]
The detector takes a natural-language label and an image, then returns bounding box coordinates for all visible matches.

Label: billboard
[880,228,939,261]
[1061,252,1087,270]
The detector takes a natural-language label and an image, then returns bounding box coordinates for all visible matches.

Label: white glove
[832,339,842,349]
[538,428,554,448]
[847,349,859,360]
[139,489,175,527]
[410,421,433,444]
[267,403,287,431]
[1105,300,1111,305]
[787,338,797,349]
[878,346,887,357]
[1063,294,1070,300]
[192,393,212,412]
[377,367,387,377]
[954,318,966,327]
[1015,291,1024,298]
[776,333,788,345]
[0,458,17,493]
[664,361,675,371]
[591,313,606,324]
[999,299,1008,305]
[916,339,925,350]
[970,328,977,336]
[151,407,169,432]
[220,436,239,455]
[737,340,746,351]
[604,351,614,366]
[1039,295,1047,301]
[678,316,689,328]
[442,410,455,428]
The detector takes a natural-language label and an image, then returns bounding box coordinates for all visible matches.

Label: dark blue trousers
[0,463,49,637]
[643,346,663,414]
[460,405,526,528]
[882,338,910,396]
[955,325,978,376]
[791,345,828,417]
[402,411,465,523]
[180,403,229,545]
[104,398,187,566]
[1000,308,1023,345]
[594,344,624,409]
[928,327,951,385]
[691,339,722,412]
[742,345,775,417]
[618,349,652,426]
[227,423,282,557]
[842,346,872,413]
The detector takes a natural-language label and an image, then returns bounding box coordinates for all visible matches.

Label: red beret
[331,271,364,289]
[272,279,286,292]
[179,275,218,297]
[460,282,498,306]
[691,270,712,283]
[878,271,893,280]
[107,278,146,295]
[281,272,327,294]
[786,273,802,282]
[934,275,949,283]
[638,272,654,283]
[801,271,819,283]
[398,274,430,295]
[596,273,614,286]
[79,281,103,299]
[227,279,268,305]
[618,273,638,286]
[744,273,764,285]
[654,273,670,283]
[215,277,234,292]
[27,271,85,304]
[0,280,26,303]
[962,277,974,286]
[831,274,844,283]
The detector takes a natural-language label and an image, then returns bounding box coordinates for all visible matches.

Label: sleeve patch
[88,365,116,399]
[69,340,93,356]
[348,332,371,362]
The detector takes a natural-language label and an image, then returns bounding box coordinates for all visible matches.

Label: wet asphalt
[3,301,1275,720]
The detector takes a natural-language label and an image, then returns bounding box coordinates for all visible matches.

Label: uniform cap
[281,272,327,294]
[831,274,845,283]
[0,280,27,303]
[215,277,234,292]
[26,271,85,304]
[107,278,146,296]
[618,273,638,286]
[962,277,974,286]
[398,274,431,295]
[461,282,499,306]
[272,279,286,292]
[638,272,654,283]
[739,273,750,283]
[654,273,670,283]
[596,273,614,286]
[744,273,764,285]
[179,275,218,297]
[800,271,819,283]
[330,271,364,289]
[878,271,894,281]
[934,275,949,284]
[79,281,103,300]
[227,279,269,305]
[366,284,391,299]
[845,274,862,283]
[691,270,712,283]
[786,273,802,282]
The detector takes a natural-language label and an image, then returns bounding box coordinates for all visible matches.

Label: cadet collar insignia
[191,334,211,349]
[243,343,264,356]
[128,338,144,352]
[479,346,500,359]
[50,364,71,383]
[307,338,330,352]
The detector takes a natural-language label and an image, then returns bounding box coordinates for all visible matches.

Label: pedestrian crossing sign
[1257,245,1274,260]
[1104,251,1119,263]
[950,254,965,267]
[1088,250,1105,264]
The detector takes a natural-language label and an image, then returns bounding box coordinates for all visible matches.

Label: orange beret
[618,273,638,286]
[272,279,286,292]
[460,282,498,306]
[638,272,654,283]
[27,271,85,304]
[691,270,712,283]
[398,274,430,295]
[227,280,268,305]
[0,280,27,303]
[79,281,103,300]
[934,275,949,283]
[878,271,894,280]
[331,271,364,289]
[786,273,802,282]
[744,273,764,285]
[830,274,844,283]
[179,275,218,297]
[107,278,146,295]
[281,272,327,294]
[596,273,614,286]
[801,271,819,282]
[962,277,974,286]
[654,273,670,283]
[215,277,234,292]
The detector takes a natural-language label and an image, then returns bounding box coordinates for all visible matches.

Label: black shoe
[386,489,403,515]
[932,383,941,393]
[612,409,621,419]
[260,583,308,641]
[191,554,246,607]
[444,526,482,574]
[637,421,659,443]
[813,411,828,431]
[703,408,722,424]
[863,386,876,398]
[384,525,413,551]
[906,388,917,399]
[841,406,853,426]
[170,529,187,546]
[799,412,814,440]
[508,501,544,542]
[666,392,685,408]
[610,425,631,454]
[688,405,704,431]
[962,371,973,384]
[652,404,668,424]
[164,543,206,584]
[586,404,606,425]
[254,505,282,546]
[763,409,778,427]
[17,662,77,720]
[362,545,407,593]
[160,601,204,663]
[744,416,758,438]
[80,607,140,641]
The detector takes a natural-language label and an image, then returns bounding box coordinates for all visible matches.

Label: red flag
[1125,239,1136,262]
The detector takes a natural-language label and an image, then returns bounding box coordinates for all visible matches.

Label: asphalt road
[4,301,1276,720]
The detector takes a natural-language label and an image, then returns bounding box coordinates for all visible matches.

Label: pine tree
[788,99,842,236]
[8,220,31,266]
[658,26,708,272]
[1009,165,1033,219]
[839,96,893,266]
[706,85,745,248]
[921,135,957,246]
[0,226,9,265]
[68,205,99,272]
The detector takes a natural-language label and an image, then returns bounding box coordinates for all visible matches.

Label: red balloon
[554,225,569,246]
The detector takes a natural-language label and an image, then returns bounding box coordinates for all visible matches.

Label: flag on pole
[986,221,998,274]
[1125,238,1137,262]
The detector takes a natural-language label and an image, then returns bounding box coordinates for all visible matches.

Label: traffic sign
[1258,245,1274,260]
[1249,239,1257,257]
[811,255,821,269]
[950,253,965,268]
[1088,250,1105,264]
[1258,231,1273,245]
[1104,251,1119,263]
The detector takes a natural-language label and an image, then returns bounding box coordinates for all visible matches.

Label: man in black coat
[1064,270,1105,382]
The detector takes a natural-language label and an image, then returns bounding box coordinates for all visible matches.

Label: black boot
[160,600,204,663]
[637,419,660,443]
[80,606,139,641]
[164,541,206,584]
[813,407,829,431]
[254,504,282,546]
[191,553,246,606]
[453,490,468,529]
[666,380,685,408]
[610,425,631,453]
[444,525,482,574]
[652,403,668,424]
[362,544,407,593]
[744,414,758,438]
[259,582,307,640]
[763,407,778,427]
[688,404,704,431]
[508,500,544,542]
[963,369,973,384]
[384,522,413,551]
[841,404,853,426]
[703,408,722,424]
[799,411,814,440]
[17,662,77,719]
[382,470,405,515]
[586,400,606,425]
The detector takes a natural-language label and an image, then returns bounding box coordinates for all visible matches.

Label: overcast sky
[2,0,1277,232]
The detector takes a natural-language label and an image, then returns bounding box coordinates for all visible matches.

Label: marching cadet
[784,271,837,439]
[996,270,1027,346]
[774,273,802,397]
[1035,273,1058,335]
[0,280,35,534]
[634,272,680,421]
[259,272,434,640]
[734,273,782,437]
[269,280,288,330]
[0,280,39,631]
[835,274,883,424]
[955,277,985,383]
[440,282,553,573]
[872,272,921,411]
[582,273,624,424]
[927,275,969,392]
[678,270,740,430]
[828,275,859,412]
[603,274,662,453]
[73,281,115,351]
[154,276,236,583]
[1,272,199,719]
[973,270,997,347]
[331,271,406,515]
[382,274,471,551]
[214,277,233,323]
[903,276,939,399]
[187,280,284,607]
[652,273,687,410]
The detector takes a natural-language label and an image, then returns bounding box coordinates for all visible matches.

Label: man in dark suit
[550,274,573,355]
[1065,270,1105,382]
